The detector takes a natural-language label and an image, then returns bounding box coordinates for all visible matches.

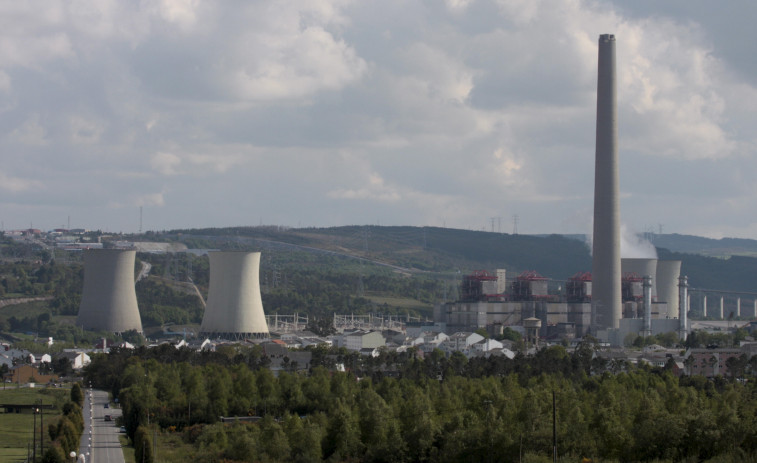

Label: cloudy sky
[1,0,756,238]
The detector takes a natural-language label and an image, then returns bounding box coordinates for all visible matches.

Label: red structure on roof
[461,270,499,301]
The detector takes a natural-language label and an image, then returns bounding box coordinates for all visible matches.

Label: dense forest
[83,343,757,463]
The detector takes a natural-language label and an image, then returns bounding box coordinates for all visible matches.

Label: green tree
[40,443,67,463]
[134,426,154,463]
[323,399,362,460]
[70,383,84,406]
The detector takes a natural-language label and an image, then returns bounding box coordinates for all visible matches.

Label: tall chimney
[592,34,622,330]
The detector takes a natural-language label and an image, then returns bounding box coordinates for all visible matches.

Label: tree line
[83,343,757,462]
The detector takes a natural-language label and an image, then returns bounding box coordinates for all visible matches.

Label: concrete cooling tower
[76,249,143,333]
[656,260,682,318]
[200,251,269,340]
[592,34,622,330]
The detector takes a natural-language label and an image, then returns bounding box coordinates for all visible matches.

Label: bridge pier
[719,296,724,319]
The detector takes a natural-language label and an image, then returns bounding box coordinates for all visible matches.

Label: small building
[4,364,59,385]
[335,330,386,352]
[685,348,744,377]
[58,352,91,370]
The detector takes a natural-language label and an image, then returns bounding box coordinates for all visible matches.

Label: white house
[439,332,484,356]
[471,339,504,355]
[419,332,449,354]
[59,352,91,370]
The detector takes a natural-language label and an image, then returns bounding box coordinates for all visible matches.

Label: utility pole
[552,390,557,463]
[40,401,44,457]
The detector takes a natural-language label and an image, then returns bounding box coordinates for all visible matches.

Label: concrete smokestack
[200,251,269,340]
[592,34,622,330]
[76,249,143,333]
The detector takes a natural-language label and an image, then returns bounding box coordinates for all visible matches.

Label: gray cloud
[0,0,755,238]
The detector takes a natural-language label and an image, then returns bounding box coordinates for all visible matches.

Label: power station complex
[76,35,737,346]
[439,34,692,345]
[435,258,688,344]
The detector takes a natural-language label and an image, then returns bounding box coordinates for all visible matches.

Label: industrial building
[76,248,143,333]
[199,251,270,340]
[435,259,687,345]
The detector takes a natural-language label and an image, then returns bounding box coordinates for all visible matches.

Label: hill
[168,226,593,280]
[163,226,757,293]
[650,233,757,258]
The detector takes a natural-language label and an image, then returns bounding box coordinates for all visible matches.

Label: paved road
[78,389,125,463]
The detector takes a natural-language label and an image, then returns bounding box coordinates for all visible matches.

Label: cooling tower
[621,258,658,297]
[200,251,269,339]
[76,249,143,333]
[592,34,622,330]
[656,260,682,318]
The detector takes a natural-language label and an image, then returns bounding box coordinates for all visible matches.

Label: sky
[1,0,756,238]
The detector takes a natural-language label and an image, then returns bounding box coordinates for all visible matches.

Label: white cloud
[0,171,43,192]
[327,173,402,201]
[9,115,48,145]
[154,0,200,31]
[68,115,103,145]
[0,70,11,92]
[150,152,182,175]
[227,26,367,101]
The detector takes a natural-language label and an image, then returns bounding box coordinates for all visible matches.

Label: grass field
[362,293,433,312]
[0,300,50,321]
[0,387,68,462]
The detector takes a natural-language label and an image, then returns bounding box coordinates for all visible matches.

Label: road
[78,389,125,463]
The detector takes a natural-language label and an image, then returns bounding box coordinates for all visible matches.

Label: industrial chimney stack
[592,34,622,330]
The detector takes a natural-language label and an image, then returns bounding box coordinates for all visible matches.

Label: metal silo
[76,249,143,333]
[200,251,269,340]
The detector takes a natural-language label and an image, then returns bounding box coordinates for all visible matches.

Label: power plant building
[76,249,143,333]
[436,260,687,345]
[200,251,269,340]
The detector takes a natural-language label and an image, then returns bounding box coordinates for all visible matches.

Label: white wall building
[336,330,386,351]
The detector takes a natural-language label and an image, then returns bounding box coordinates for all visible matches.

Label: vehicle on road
[104,414,112,421]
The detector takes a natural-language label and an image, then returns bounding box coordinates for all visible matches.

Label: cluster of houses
[1,343,93,385]
[3,324,757,384]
